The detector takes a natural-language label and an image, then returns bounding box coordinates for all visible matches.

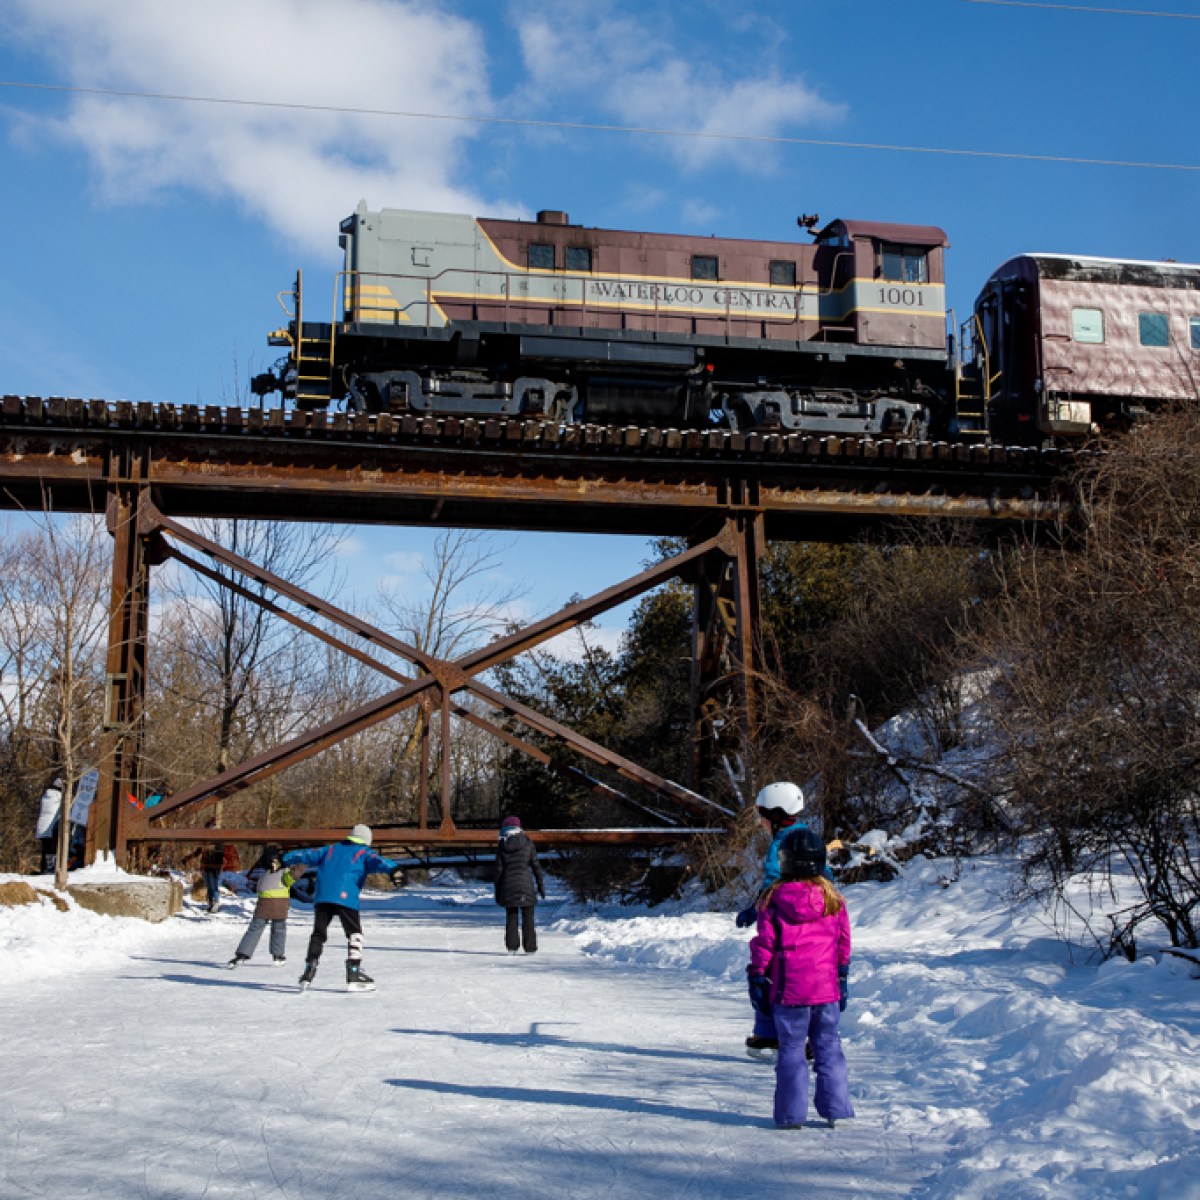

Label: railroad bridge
[0,396,1074,865]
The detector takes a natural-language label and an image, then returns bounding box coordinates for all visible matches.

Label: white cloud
[1,0,847,254]
[679,200,722,231]
[1,0,512,254]
[334,534,369,560]
[381,549,426,576]
[511,2,846,171]
[541,622,625,663]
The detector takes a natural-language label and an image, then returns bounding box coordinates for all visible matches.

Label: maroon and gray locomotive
[253,204,1200,446]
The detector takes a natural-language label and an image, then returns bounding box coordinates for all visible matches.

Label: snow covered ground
[1,858,1197,1199]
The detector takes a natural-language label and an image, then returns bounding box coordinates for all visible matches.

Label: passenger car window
[528,243,555,270]
[1071,308,1105,344]
[691,255,719,281]
[565,246,592,272]
[1138,312,1170,348]
[769,260,797,286]
[1190,316,1200,350]
[881,244,928,283]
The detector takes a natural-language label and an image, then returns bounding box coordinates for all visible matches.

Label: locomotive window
[1071,308,1105,344]
[881,244,928,284]
[691,255,719,281]
[528,243,555,270]
[769,260,797,286]
[565,246,593,272]
[1190,316,1200,350]
[1138,312,1170,348]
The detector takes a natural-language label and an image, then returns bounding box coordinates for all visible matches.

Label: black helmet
[777,827,826,880]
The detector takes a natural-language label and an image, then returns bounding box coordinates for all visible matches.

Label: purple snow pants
[772,1003,855,1128]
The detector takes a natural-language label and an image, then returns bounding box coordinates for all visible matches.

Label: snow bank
[0,869,247,982]
[2,856,1197,1196]
[553,857,1200,1199]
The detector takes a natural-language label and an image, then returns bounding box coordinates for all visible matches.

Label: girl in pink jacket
[747,826,855,1129]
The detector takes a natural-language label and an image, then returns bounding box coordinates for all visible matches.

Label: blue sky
[2,0,1198,646]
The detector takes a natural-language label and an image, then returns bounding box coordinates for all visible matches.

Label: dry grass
[0,881,40,907]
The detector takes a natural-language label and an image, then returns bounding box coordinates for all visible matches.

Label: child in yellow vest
[226,848,305,968]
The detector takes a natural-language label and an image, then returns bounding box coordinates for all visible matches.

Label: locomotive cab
[814,220,949,349]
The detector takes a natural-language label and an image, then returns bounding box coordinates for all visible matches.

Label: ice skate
[745,1035,779,1062]
[346,961,376,992]
[298,961,318,991]
[226,954,248,970]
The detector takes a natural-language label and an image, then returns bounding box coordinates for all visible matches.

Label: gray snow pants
[236,916,287,960]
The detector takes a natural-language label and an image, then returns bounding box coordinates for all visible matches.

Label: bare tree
[976,408,1200,954]
[371,529,527,823]
[0,513,109,881]
[150,518,345,825]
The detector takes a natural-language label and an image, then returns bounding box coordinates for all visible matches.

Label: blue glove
[838,964,849,1012]
[747,974,772,1017]
[735,905,758,929]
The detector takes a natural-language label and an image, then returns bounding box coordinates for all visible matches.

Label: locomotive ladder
[269,270,335,409]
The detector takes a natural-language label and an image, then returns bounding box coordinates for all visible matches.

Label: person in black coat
[494,816,546,954]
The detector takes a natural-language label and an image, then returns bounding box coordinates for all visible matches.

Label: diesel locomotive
[252,203,1200,446]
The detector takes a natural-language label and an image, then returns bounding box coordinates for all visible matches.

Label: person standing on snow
[226,847,306,969]
[748,825,855,1130]
[187,821,238,913]
[494,816,546,955]
[735,782,830,1059]
[283,825,403,991]
[34,779,64,874]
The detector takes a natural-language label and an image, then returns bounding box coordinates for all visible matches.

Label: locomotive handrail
[974,312,998,403]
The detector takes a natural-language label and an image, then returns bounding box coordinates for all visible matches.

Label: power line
[965,0,1200,16]
[2,78,1198,172]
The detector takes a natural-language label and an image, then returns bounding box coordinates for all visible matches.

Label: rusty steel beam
[0,399,1072,542]
[0,398,1077,862]
[131,674,438,827]
[133,826,719,848]
[147,505,436,671]
[137,530,731,826]
[452,704,680,827]
[91,457,151,863]
[462,676,731,819]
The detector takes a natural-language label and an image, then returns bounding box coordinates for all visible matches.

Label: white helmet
[754,781,804,815]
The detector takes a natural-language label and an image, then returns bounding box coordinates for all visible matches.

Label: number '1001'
[879,287,924,307]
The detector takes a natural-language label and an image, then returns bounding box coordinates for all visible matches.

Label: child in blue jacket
[283,825,401,991]
[736,783,842,1058]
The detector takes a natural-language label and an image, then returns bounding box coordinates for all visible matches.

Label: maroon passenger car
[972,253,1200,444]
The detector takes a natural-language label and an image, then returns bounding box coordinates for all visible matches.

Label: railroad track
[0,394,1079,475]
